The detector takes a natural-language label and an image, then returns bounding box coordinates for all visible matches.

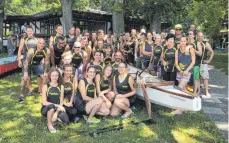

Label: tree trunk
[0,0,4,52]
[60,0,73,35]
[150,11,161,33]
[112,0,124,35]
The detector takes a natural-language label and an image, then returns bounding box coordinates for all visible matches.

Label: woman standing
[172,37,195,115]
[110,62,137,118]
[41,67,69,133]
[160,34,177,84]
[149,34,163,77]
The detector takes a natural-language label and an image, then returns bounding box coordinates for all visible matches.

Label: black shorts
[128,94,137,106]
[41,104,56,117]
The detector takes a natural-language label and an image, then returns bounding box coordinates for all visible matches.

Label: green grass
[0,73,226,143]
[211,50,228,75]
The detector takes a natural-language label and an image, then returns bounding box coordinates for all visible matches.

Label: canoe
[128,65,201,111]
[0,56,19,75]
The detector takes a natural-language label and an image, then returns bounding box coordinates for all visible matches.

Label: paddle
[88,119,156,137]
[137,69,152,118]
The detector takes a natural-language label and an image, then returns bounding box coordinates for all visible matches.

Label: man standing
[7,33,15,56]
[198,32,214,98]
[188,30,202,95]
[17,25,38,102]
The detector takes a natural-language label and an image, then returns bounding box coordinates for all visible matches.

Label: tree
[112,0,124,35]
[60,0,73,35]
[187,0,227,39]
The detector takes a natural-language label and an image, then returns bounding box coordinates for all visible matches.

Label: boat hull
[137,86,201,111]
[0,56,18,75]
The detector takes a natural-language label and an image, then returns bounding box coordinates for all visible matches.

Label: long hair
[47,67,62,85]
[101,64,113,85]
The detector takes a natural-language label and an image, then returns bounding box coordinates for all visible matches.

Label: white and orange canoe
[128,65,201,111]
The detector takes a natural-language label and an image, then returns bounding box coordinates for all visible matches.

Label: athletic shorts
[193,66,200,80]
[200,64,209,79]
[128,94,137,107]
[149,63,161,73]
[176,72,191,81]
[23,64,44,76]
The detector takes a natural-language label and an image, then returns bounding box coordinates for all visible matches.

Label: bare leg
[157,72,161,78]
[27,78,32,93]
[204,79,211,97]
[47,109,56,132]
[110,104,122,117]
[97,105,110,116]
[20,78,26,97]
[37,76,42,93]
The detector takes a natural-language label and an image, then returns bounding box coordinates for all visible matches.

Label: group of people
[16,23,214,133]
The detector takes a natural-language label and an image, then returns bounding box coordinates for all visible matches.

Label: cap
[140,29,146,33]
[175,24,183,29]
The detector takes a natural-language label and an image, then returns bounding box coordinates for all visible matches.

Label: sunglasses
[189,33,193,35]
[74,46,81,48]
[175,29,182,31]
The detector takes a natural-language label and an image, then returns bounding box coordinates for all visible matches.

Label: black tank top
[143,41,152,60]
[164,46,177,72]
[115,74,131,94]
[66,35,76,50]
[151,45,162,65]
[178,48,192,71]
[46,84,61,104]
[63,78,73,102]
[100,76,110,91]
[104,54,112,65]
[112,62,119,76]
[189,41,201,66]
[201,41,208,62]
[72,52,83,68]
[90,62,104,75]
[23,37,38,53]
[31,48,47,65]
[53,44,65,60]
[80,78,96,98]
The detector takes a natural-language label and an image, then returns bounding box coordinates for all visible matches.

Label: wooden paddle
[137,70,152,118]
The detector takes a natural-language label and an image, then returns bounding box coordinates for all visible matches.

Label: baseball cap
[175,24,183,30]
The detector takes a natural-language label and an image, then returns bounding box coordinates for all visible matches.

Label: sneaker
[202,95,211,99]
[83,115,88,121]
[87,117,100,124]
[27,92,33,96]
[171,110,183,115]
[19,96,24,103]
[121,110,133,119]
[73,117,80,123]
[48,126,57,133]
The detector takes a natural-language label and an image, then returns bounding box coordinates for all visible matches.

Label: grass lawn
[0,73,226,143]
[211,50,228,75]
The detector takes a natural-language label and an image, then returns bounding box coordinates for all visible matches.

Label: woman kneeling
[41,67,69,133]
[110,62,137,119]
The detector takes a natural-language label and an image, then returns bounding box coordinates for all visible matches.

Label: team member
[174,24,184,47]
[75,27,81,41]
[72,42,88,79]
[103,44,113,65]
[18,25,37,101]
[95,65,115,115]
[49,24,66,47]
[161,32,166,46]
[141,33,153,69]
[80,36,91,62]
[75,66,104,123]
[93,39,104,61]
[66,27,76,50]
[160,34,177,84]
[50,36,70,67]
[198,32,214,98]
[149,34,163,77]
[62,64,80,122]
[172,37,196,115]
[110,62,137,118]
[41,67,69,133]
[22,38,50,97]
[96,65,115,100]
[112,50,123,76]
[87,50,105,75]
[188,30,202,95]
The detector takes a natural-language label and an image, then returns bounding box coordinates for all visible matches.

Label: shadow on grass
[0,73,227,143]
